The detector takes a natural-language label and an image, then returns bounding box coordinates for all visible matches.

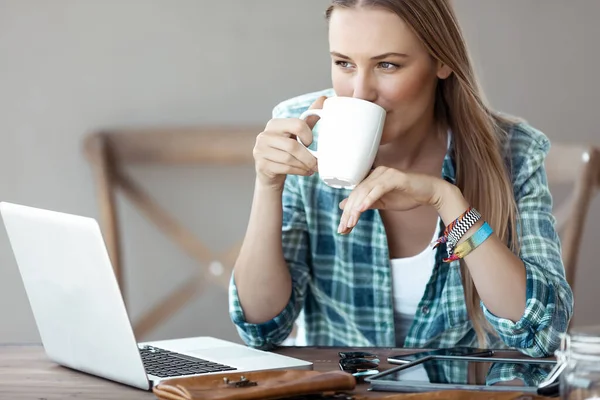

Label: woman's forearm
[233,179,293,324]
[437,184,527,322]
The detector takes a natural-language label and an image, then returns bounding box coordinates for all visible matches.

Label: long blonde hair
[326,0,520,346]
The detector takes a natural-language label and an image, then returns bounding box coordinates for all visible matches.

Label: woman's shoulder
[496,116,552,186]
[500,117,551,158]
[271,88,336,118]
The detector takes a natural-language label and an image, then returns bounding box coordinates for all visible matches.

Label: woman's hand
[337,166,453,234]
[253,96,326,191]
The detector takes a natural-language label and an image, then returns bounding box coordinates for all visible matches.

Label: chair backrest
[545,143,600,294]
[83,127,259,339]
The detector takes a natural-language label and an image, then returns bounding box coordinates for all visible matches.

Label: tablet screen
[374,358,555,388]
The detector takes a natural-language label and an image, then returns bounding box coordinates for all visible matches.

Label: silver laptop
[0,202,312,390]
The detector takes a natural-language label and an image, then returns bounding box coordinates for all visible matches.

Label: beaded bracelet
[443,221,493,262]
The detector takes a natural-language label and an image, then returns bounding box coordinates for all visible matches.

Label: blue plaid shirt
[229,88,574,357]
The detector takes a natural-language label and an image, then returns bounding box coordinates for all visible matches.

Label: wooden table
[0,344,533,399]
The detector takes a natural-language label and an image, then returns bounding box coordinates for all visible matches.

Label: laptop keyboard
[139,345,237,378]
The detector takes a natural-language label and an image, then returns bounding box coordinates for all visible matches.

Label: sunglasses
[338,351,380,378]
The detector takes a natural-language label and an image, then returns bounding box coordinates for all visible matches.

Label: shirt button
[421,306,430,315]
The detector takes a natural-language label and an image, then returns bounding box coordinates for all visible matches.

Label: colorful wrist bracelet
[432,206,482,258]
[446,207,482,254]
[443,221,493,262]
[433,206,475,248]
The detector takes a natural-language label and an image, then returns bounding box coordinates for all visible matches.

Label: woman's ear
[437,62,453,80]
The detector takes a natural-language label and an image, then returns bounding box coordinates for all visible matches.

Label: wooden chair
[545,144,600,295]
[83,127,259,339]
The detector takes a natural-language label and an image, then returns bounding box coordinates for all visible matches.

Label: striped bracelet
[443,221,493,262]
[432,206,482,258]
[446,207,482,253]
[433,206,475,248]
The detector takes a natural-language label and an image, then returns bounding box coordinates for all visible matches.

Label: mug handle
[297,109,324,158]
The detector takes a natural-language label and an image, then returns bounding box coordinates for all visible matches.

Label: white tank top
[390,215,441,346]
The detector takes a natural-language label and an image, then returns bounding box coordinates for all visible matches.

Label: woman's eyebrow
[371,52,409,60]
[330,51,409,60]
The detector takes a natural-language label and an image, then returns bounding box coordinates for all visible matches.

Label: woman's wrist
[434,182,466,221]
[255,177,285,196]
[436,182,483,245]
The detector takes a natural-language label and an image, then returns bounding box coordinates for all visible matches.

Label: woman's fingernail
[346,215,356,228]
[338,221,345,233]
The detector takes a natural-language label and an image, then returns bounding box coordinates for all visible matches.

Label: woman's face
[328,6,451,144]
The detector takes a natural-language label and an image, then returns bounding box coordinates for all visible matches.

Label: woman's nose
[352,72,377,103]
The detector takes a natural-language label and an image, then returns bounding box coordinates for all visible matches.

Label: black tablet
[366,355,558,394]
[387,347,495,365]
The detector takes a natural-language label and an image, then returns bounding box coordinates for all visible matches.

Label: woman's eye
[334,60,352,69]
[378,62,400,70]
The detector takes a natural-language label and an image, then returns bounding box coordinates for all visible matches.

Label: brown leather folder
[152,369,551,400]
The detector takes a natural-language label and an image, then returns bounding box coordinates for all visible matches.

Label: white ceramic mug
[298,97,386,189]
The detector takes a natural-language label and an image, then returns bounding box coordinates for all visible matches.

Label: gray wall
[0,0,598,344]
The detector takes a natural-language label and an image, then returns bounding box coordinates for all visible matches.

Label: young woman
[229,0,573,357]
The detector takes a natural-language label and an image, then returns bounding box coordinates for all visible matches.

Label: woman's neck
[375,117,448,173]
